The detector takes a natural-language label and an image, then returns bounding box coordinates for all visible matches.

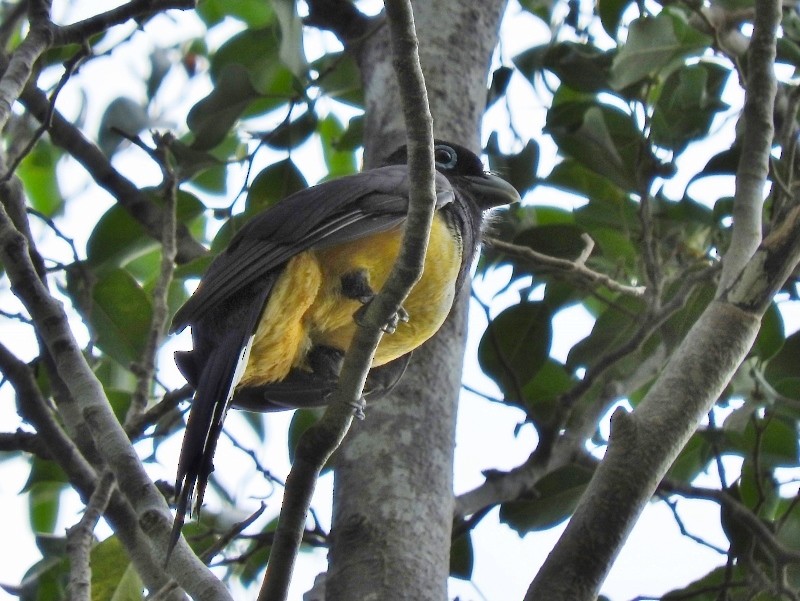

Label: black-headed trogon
[169,141,520,551]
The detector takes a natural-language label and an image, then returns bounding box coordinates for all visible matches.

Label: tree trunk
[325,2,508,599]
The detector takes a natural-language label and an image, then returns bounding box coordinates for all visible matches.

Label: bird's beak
[463,173,521,209]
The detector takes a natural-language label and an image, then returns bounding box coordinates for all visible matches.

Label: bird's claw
[354,302,409,334]
[347,397,366,420]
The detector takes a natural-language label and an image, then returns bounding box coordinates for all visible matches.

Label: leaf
[312,52,364,108]
[765,329,800,387]
[246,159,308,213]
[499,464,594,533]
[70,268,154,367]
[262,110,318,150]
[513,224,587,260]
[27,483,62,535]
[449,531,474,580]
[567,294,647,371]
[90,537,144,601]
[272,0,307,78]
[17,140,63,216]
[187,64,260,151]
[599,0,634,37]
[515,42,613,93]
[319,114,357,178]
[86,190,204,273]
[197,0,273,26]
[754,302,784,361]
[146,47,172,101]
[485,133,539,196]
[521,358,577,426]
[667,432,713,483]
[546,101,652,192]
[651,62,730,152]
[487,65,513,107]
[478,301,552,397]
[610,11,711,90]
[211,25,294,101]
[98,97,151,157]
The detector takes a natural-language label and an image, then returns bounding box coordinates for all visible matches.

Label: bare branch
[54,0,195,45]
[0,200,231,600]
[257,1,436,598]
[15,78,206,263]
[718,0,780,291]
[126,136,179,428]
[485,235,647,297]
[66,471,116,601]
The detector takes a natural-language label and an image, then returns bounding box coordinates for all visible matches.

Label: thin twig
[485,235,646,297]
[66,471,116,601]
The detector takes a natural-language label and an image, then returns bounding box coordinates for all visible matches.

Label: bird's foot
[347,397,366,420]
[343,269,409,333]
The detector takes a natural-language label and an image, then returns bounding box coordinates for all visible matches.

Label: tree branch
[523,1,789,595]
[66,471,116,601]
[718,0,779,291]
[0,201,231,600]
[15,78,206,263]
[485,234,646,297]
[257,1,436,599]
[304,0,374,45]
[54,0,195,45]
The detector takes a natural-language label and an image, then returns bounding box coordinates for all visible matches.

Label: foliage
[1,0,799,599]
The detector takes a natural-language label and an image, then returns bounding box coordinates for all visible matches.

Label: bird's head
[385,140,521,210]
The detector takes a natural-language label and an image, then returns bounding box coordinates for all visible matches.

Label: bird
[168,140,520,554]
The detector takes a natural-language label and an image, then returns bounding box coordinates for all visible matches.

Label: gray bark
[325,2,508,599]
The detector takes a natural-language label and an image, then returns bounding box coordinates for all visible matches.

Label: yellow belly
[238,213,462,387]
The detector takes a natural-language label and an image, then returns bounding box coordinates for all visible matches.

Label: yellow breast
[239,213,462,387]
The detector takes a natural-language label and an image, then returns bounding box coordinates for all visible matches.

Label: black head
[383,140,520,210]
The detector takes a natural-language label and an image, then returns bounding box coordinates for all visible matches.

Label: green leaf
[246,159,308,213]
[86,191,204,273]
[478,302,552,397]
[663,565,746,601]
[487,66,513,107]
[513,224,587,261]
[263,110,318,150]
[521,358,576,425]
[319,114,358,178]
[71,268,154,367]
[610,12,711,90]
[27,483,62,535]
[90,537,144,601]
[651,62,730,152]
[17,141,63,216]
[312,52,364,108]
[754,302,784,362]
[272,0,307,78]
[98,97,151,157]
[599,0,634,38]
[499,464,594,533]
[485,134,539,196]
[515,42,613,94]
[567,294,647,371]
[188,64,261,151]
[211,25,295,100]
[667,432,713,483]
[765,329,800,387]
[14,553,68,601]
[546,101,652,192]
[196,0,274,27]
[741,415,799,468]
[449,531,474,580]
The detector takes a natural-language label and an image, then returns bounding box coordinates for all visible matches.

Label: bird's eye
[434,145,458,170]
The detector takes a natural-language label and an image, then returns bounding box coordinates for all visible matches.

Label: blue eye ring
[434,144,458,170]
